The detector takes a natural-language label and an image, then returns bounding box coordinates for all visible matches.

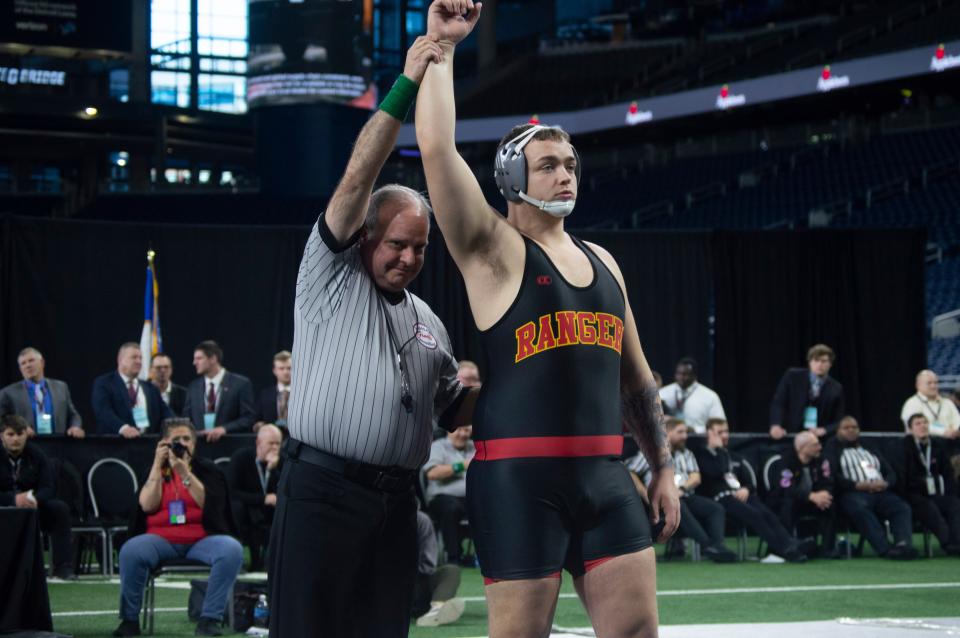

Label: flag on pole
[138,250,162,380]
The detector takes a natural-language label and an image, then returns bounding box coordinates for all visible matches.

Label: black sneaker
[195,618,224,636]
[884,544,918,560]
[703,545,739,563]
[112,620,141,637]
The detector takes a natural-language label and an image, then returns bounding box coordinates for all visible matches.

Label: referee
[268,36,476,638]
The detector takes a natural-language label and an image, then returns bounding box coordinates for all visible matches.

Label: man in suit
[184,340,256,442]
[0,347,84,437]
[769,343,845,440]
[255,350,292,429]
[92,343,171,437]
[149,353,187,416]
[901,413,960,555]
[228,424,283,571]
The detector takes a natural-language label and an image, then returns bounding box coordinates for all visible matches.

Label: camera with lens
[170,441,188,459]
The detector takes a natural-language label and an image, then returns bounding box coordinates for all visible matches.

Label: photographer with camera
[113,418,242,637]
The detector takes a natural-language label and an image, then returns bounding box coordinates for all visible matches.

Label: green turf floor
[49,549,960,638]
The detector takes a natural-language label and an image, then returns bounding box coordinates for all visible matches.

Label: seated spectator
[0,414,75,579]
[228,424,283,572]
[0,347,84,438]
[900,370,960,439]
[255,351,292,430]
[92,343,171,437]
[412,510,465,627]
[695,418,809,562]
[624,419,737,562]
[658,358,726,435]
[900,414,960,555]
[764,431,839,558]
[150,353,186,417]
[184,341,256,443]
[826,416,916,559]
[769,344,844,440]
[423,425,475,565]
[455,359,481,389]
[113,418,242,637]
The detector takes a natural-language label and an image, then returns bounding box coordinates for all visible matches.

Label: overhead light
[116,158,127,167]
[84,106,98,116]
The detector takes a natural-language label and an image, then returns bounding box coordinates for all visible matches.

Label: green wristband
[452,461,465,475]
[379,74,419,122]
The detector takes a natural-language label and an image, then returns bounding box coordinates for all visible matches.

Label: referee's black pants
[268,456,418,638]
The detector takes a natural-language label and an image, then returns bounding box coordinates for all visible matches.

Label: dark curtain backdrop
[1,215,923,433]
[713,230,927,433]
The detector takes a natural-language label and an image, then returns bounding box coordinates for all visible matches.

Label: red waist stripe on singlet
[473,435,623,461]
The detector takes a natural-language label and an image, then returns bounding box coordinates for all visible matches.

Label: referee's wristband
[452,461,465,475]
[379,74,418,122]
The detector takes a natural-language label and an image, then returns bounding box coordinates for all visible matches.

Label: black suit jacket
[228,446,282,526]
[91,372,171,435]
[899,435,958,498]
[0,443,55,506]
[184,371,256,434]
[162,383,187,417]
[257,386,279,423]
[228,447,281,501]
[769,368,845,435]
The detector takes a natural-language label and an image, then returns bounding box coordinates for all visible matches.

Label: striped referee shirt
[289,214,463,469]
[624,448,699,495]
[838,445,883,483]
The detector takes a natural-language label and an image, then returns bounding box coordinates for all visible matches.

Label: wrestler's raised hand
[647,471,681,543]
[428,0,482,45]
[403,34,444,85]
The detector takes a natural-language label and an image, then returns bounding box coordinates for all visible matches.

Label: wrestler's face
[523,139,577,208]
[361,202,429,293]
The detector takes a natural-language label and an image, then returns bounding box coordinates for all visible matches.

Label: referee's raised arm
[325,35,443,244]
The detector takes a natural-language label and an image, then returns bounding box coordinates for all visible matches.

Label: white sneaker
[416,598,466,627]
[760,553,786,564]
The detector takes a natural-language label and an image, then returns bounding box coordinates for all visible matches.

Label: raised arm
[325,36,443,244]
[417,1,506,267]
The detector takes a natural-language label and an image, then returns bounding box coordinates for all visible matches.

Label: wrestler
[416,2,680,636]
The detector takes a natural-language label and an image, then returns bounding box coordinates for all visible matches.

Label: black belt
[284,439,417,493]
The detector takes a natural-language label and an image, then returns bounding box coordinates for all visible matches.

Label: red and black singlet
[473,234,625,459]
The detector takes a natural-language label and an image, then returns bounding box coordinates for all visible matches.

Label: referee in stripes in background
[268,36,477,638]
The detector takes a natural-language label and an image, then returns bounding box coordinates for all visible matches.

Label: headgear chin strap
[494,124,580,218]
[517,191,576,218]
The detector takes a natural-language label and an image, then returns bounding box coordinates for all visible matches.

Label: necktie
[127,380,138,407]
[278,389,289,420]
[206,382,217,413]
[34,384,44,408]
[811,377,823,400]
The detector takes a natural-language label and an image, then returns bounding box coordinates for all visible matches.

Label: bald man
[901,370,960,439]
[764,431,838,558]
[228,425,283,571]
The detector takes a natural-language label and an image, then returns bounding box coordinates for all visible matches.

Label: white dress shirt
[659,381,726,435]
